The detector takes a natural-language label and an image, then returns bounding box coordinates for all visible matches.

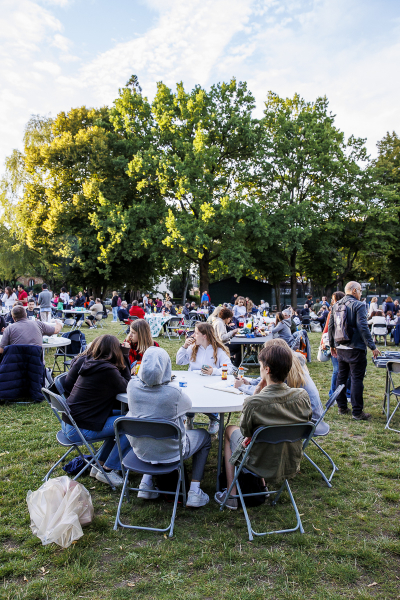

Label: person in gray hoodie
[127,346,211,508]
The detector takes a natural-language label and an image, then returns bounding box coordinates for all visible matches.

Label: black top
[0,315,6,332]
[63,356,131,431]
[111,296,119,308]
[75,296,85,307]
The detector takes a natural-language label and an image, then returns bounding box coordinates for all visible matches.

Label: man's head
[78,291,83,297]
[191,302,196,307]
[345,281,362,299]
[307,295,312,300]
[12,305,27,321]
[17,284,24,291]
[315,298,320,303]
[96,298,101,304]
[282,309,291,319]
[322,296,327,302]
[260,299,265,304]
[42,284,48,290]
[132,300,138,306]
[258,345,293,384]
[28,299,35,311]
[121,301,127,308]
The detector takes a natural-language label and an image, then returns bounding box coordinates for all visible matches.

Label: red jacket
[129,305,145,319]
[129,341,159,366]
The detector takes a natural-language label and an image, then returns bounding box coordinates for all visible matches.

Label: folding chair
[219,422,315,540]
[302,384,345,487]
[383,360,400,433]
[91,312,104,329]
[52,330,86,375]
[113,417,187,538]
[302,317,311,332]
[372,324,388,346]
[41,388,117,490]
[165,317,184,340]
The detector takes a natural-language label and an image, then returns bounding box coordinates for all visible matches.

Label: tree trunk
[182,270,190,305]
[274,283,281,311]
[199,252,210,297]
[290,249,297,308]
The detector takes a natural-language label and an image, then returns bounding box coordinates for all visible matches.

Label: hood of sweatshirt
[78,358,119,376]
[138,346,171,387]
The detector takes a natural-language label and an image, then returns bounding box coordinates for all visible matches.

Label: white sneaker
[186,488,209,508]
[208,420,219,435]
[185,416,194,430]
[90,465,100,478]
[96,469,124,487]
[137,482,160,499]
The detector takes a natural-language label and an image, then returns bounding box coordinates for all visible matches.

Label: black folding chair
[219,422,315,540]
[113,417,187,538]
[302,385,344,487]
[384,360,400,433]
[42,388,117,490]
[52,330,86,375]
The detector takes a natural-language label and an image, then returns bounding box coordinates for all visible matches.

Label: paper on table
[203,381,243,395]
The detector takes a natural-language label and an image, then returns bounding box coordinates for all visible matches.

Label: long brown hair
[130,319,153,355]
[190,322,230,364]
[235,296,245,306]
[88,334,126,370]
[263,338,307,387]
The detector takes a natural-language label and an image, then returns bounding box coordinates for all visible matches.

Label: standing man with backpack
[329,281,380,421]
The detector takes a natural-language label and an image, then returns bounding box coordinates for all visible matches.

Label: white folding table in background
[117,371,245,491]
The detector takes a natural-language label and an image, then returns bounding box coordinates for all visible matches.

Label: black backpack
[333,299,352,345]
[218,465,267,507]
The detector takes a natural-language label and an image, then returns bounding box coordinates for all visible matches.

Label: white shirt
[176,343,233,375]
[2,293,17,311]
[60,292,69,305]
[233,305,246,318]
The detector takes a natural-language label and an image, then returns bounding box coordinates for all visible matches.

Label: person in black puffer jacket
[61,334,131,487]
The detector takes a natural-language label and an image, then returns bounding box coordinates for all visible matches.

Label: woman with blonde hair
[235,338,323,421]
[207,305,223,324]
[368,297,378,316]
[176,322,233,433]
[123,319,159,371]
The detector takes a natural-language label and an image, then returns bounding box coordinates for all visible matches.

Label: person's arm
[63,356,86,395]
[176,345,191,366]
[38,322,57,336]
[212,350,233,376]
[177,389,192,415]
[0,327,10,354]
[112,364,131,392]
[270,322,283,335]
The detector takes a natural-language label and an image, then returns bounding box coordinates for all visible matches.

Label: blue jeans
[61,412,131,471]
[112,306,118,321]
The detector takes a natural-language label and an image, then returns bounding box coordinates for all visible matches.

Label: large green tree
[253,92,372,307]
[122,78,261,292]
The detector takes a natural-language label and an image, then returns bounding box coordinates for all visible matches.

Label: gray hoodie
[126,346,192,463]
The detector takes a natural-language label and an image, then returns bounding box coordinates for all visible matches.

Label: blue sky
[1,0,399,168]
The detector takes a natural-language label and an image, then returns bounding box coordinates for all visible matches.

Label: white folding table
[117,371,245,491]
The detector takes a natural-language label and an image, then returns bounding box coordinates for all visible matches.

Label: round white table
[117,371,245,491]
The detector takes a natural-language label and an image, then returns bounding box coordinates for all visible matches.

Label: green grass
[1,321,400,599]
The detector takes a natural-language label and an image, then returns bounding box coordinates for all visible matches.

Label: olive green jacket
[229,383,312,482]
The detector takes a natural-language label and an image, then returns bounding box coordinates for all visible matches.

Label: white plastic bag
[310,322,322,333]
[26,476,94,548]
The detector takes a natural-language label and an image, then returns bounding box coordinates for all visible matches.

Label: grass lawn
[1,320,400,600]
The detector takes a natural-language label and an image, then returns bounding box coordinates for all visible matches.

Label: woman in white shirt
[2,286,17,313]
[176,322,233,435]
[368,297,379,316]
[368,310,387,341]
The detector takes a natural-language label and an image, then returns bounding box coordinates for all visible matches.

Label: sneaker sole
[137,492,160,499]
[186,499,210,508]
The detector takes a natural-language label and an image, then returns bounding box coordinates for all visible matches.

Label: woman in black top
[61,334,131,487]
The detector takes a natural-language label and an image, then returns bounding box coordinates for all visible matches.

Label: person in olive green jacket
[215,344,312,510]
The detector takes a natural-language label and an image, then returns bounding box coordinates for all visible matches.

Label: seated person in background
[259,299,270,312]
[301,306,310,318]
[62,334,131,487]
[312,299,322,313]
[129,300,145,319]
[0,305,61,354]
[127,346,211,507]
[268,312,293,344]
[75,291,86,308]
[208,305,222,324]
[189,301,197,311]
[215,344,312,509]
[313,307,329,328]
[88,296,95,308]
[176,322,233,434]
[26,299,37,318]
[212,307,238,342]
[84,298,104,328]
[118,301,130,321]
[122,319,159,372]
[182,302,191,319]
[235,338,323,422]
[232,296,246,322]
[164,301,177,316]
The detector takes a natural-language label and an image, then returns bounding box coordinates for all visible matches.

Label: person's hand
[234,378,243,388]
[330,347,337,358]
[372,348,381,359]
[183,336,195,349]
[254,379,267,394]
[242,436,251,448]
[231,328,239,335]
[121,341,130,348]
[53,322,62,334]
[201,366,213,375]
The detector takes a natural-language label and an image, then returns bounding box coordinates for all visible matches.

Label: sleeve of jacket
[328,306,335,347]
[176,346,190,366]
[113,365,131,392]
[356,303,376,350]
[63,356,86,396]
[270,322,283,335]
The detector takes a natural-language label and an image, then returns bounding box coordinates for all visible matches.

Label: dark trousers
[336,348,367,416]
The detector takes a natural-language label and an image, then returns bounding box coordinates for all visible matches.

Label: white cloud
[52,33,71,52]
[34,60,62,75]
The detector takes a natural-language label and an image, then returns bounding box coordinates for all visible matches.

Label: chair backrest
[54,372,69,397]
[114,416,181,441]
[61,330,86,355]
[252,422,315,446]
[324,384,345,412]
[42,387,70,415]
[168,317,182,327]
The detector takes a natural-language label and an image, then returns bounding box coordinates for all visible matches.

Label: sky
[1,0,399,170]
